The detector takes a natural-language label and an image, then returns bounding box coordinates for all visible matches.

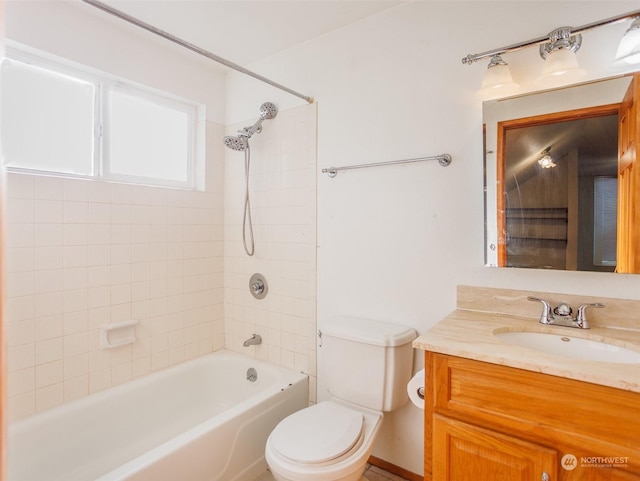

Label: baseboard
[368,456,423,481]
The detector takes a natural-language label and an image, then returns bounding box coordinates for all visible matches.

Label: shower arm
[239,118,265,138]
[80,0,314,104]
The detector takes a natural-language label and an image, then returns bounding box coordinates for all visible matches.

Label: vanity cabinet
[423,351,640,481]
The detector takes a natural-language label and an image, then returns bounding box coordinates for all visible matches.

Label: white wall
[226,1,640,475]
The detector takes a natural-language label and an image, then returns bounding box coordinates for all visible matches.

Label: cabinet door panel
[433,415,556,481]
[618,73,640,272]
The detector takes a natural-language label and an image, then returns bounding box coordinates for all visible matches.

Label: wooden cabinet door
[432,415,557,481]
[617,73,640,273]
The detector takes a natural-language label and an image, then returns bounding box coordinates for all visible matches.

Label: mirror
[484,75,635,272]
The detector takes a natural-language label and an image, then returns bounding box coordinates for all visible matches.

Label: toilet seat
[269,402,364,465]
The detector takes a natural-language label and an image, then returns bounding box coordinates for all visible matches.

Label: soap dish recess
[101,320,138,349]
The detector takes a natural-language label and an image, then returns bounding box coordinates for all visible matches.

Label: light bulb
[535,48,585,88]
[615,18,640,65]
[478,55,520,98]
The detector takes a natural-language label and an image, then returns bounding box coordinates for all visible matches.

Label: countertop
[413,308,640,393]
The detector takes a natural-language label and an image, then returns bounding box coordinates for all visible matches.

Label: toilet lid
[271,402,364,465]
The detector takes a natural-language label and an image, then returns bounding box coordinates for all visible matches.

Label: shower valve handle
[249,274,268,299]
[252,280,265,295]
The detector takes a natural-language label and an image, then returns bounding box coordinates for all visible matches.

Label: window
[0,46,203,189]
[593,176,617,267]
[0,59,96,176]
[106,85,194,185]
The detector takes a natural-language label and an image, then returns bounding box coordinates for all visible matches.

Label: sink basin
[494,331,640,364]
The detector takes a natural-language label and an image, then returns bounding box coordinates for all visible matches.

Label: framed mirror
[483,74,636,272]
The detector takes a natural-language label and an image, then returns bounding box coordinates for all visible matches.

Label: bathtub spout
[243,334,262,347]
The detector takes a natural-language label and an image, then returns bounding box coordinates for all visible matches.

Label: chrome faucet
[527,297,604,329]
[243,334,262,347]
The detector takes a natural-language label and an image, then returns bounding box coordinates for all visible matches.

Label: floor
[254,463,411,481]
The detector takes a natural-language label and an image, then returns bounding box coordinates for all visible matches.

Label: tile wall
[5,122,226,420]
[224,102,318,402]
[5,102,318,420]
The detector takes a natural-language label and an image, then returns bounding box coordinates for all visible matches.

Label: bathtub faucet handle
[243,334,262,347]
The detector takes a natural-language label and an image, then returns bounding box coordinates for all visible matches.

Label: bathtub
[8,350,308,481]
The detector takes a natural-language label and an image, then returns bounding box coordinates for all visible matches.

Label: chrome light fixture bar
[539,27,582,59]
[462,9,640,66]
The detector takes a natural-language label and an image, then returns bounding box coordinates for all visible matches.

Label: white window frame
[2,43,204,190]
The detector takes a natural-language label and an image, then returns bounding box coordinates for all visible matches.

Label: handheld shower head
[259,102,278,120]
[223,101,277,151]
[224,101,277,257]
[224,135,248,151]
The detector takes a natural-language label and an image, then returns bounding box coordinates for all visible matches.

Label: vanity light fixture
[537,147,556,169]
[479,55,520,95]
[615,16,640,64]
[535,27,585,86]
[462,9,640,87]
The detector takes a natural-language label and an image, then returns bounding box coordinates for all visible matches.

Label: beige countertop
[413,307,640,393]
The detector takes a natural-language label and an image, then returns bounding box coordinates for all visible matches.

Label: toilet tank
[321,317,417,412]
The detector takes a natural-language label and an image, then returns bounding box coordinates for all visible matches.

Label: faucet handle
[527,296,553,324]
[575,303,605,329]
[527,296,549,305]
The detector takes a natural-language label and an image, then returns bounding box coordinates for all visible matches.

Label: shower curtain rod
[80,0,314,104]
[322,153,452,178]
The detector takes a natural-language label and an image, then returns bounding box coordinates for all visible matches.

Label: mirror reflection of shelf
[506,207,568,243]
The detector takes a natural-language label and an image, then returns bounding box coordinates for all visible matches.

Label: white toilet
[265,317,417,481]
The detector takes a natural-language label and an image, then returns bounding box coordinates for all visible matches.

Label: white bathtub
[8,350,308,481]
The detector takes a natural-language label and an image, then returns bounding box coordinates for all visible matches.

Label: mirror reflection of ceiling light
[461,9,640,89]
[538,148,556,169]
[615,17,640,64]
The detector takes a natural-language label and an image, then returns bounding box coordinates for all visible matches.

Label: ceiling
[86,0,406,69]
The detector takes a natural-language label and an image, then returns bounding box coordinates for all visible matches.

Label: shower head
[223,101,277,151]
[224,135,248,151]
[259,102,278,120]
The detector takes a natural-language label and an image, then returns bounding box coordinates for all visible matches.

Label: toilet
[265,316,417,481]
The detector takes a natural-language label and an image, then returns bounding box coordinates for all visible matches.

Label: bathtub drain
[247,367,258,382]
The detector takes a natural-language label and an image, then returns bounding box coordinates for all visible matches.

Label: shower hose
[242,143,255,256]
